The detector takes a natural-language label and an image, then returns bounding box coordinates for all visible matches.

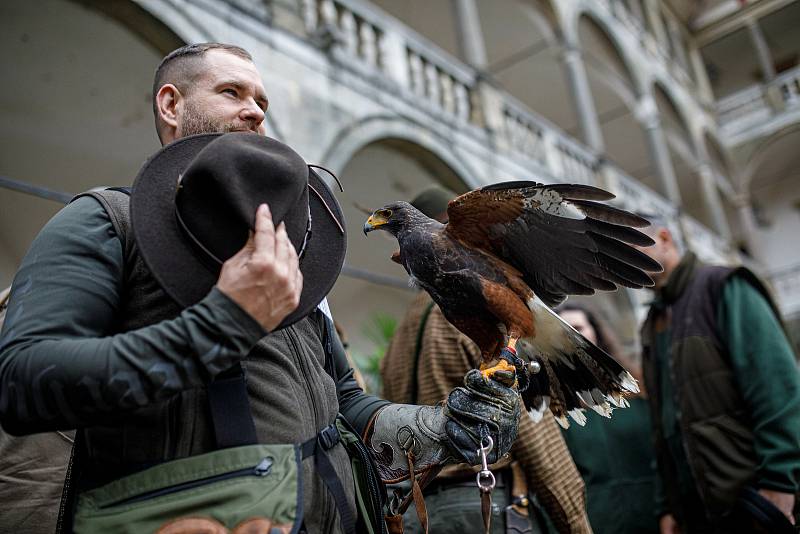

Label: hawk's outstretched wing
[445,181,661,307]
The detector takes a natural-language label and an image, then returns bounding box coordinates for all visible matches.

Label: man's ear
[156,84,181,131]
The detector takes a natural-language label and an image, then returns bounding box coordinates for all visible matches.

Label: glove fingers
[445,420,508,465]
[445,420,481,464]
[447,387,512,423]
[465,369,518,400]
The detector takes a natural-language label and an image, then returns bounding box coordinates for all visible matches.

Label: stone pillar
[696,163,732,240]
[733,193,762,260]
[637,95,682,205]
[642,0,668,51]
[562,46,605,153]
[746,18,775,82]
[451,0,488,69]
[689,47,715,102]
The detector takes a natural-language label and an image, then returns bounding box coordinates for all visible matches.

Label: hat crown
[175,133,309,265]
[131,131,346,329]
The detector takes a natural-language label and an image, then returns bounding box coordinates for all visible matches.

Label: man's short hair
[151,42,253,121]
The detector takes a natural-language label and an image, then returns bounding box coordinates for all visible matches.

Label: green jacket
[561,397,658,534]
[0,194,389,533]
[641,253,800,523]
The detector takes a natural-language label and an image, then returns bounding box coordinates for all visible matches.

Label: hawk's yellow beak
[363,212,389,235]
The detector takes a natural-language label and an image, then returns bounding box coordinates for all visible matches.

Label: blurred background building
[1,0,799,368]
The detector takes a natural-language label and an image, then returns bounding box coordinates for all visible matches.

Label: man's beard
[178,100,258,137]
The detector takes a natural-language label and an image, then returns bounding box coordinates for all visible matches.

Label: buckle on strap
[318,424,340,451]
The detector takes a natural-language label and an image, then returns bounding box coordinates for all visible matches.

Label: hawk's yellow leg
[479,337,519,387]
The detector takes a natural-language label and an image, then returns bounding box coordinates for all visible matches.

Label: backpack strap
[72,188,134,281]
[409,301,435,405]
[57,188,132,534]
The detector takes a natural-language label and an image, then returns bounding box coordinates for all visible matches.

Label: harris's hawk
[363,181,661,427]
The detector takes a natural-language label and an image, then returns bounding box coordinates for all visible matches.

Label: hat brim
[131,133,346,329]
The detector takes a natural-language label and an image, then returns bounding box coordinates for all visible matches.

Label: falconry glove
[444,369,521,465]
[366,370,521,482]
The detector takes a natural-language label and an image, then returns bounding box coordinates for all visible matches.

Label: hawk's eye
[379,209,392,219]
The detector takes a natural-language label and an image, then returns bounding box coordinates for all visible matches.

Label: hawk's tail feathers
[518,297,639,428]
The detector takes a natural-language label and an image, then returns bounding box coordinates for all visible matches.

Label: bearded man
[0,43,521,533]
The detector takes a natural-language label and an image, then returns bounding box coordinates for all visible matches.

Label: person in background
[636,215,800,534]
[381,185,593,534]
[558,302,658,534]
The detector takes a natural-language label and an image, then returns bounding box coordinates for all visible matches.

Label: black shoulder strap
[207,363,258,448]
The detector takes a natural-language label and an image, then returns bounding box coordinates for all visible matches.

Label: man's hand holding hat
[217,203,303,332]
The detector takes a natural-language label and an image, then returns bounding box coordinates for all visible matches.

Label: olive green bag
[73,443,302,533]
[71,364,310,534]
[68,362,368,534]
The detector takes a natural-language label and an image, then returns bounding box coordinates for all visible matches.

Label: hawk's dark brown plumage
[364,181,661,426]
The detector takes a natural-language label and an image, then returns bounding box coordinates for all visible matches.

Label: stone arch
[0,0,190,286]
[568,10,651,184]
[78,0,184,54]
[743,124,800,190]
[517,0,561,45]
[320,115,481,189]
[651,82,708,224]
[652,82,694,151]
[702,130,735,186]
[323,127,473,359]
[479,0,576,131]
[576,13,640,102]
[738,125,800,285]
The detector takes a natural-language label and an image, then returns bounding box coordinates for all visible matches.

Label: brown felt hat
[131,132,346,329]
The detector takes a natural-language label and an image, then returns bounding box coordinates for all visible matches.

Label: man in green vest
[636,216,800,533]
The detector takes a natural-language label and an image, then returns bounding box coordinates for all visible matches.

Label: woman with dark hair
[558,303,658,534]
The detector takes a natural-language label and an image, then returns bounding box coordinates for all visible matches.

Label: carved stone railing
[603,164,674,216]
[502,97,548,168]
[405,37,476,123]
[299,0,726,253]
[717,65,800,137]
[554,135,599,185]
[302,0,478,125]
[775,65,800,107]
[501,94,600,184]
[602,0,694,88]
[769,262,800,318]
[682,213,729,263]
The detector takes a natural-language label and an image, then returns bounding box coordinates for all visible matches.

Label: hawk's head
[363,201,426,237]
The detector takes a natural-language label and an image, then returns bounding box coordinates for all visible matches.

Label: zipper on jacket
[285,327,320,429]
[99,457,274,509]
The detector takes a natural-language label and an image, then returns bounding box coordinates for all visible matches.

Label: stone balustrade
[776,65,800,107]
[603,0,694,88]
[303,0,477,125]
[300,0,725,258]
[682,213,729,263]
[501,94,601,185]
[717,65,800,140]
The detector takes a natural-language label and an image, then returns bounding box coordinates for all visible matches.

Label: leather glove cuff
[366,403,453,483]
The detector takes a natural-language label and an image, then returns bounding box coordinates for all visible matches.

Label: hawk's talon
[479,358,517,387]
[500,347,531,393]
